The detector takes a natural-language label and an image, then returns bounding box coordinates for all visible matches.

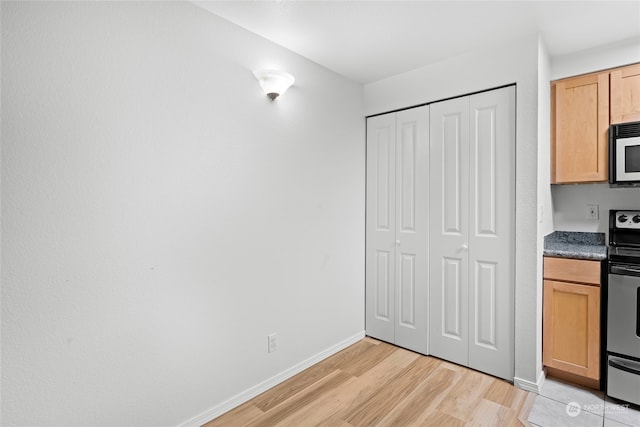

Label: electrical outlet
[585,204,599,220]
[268,333,277,353]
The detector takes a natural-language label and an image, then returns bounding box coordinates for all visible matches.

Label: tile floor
[528,377,640,427]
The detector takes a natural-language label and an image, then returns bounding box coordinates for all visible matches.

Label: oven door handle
[609,358,640,376]
[610,265,640,277]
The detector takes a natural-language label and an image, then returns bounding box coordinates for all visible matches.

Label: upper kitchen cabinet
[551,71,609,184]
[611,63,640,124]
[551,63,640,184]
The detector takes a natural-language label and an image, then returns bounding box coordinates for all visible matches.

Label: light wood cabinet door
[611,63,640,124]
[543,279,600,380]
[551,72,609,183]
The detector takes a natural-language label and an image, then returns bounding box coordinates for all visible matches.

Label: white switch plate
[585,204,599,220]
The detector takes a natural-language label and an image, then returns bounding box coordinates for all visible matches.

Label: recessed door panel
[399,253,416,327]
[399,123,416,233]
[474,106,497,236]
[474,261,497,350]
[443,257,462,339]
[443,113,463,235]
[376,129,392,231]
[375,250,391,320]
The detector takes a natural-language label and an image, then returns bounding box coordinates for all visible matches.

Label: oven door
[615,136,640,183]
[608,355,640,405]
[608,264,640,357]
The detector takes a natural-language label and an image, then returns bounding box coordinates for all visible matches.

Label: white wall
[549,38,640,234]
[0,2,364,426]
[550,36,640,81]
[365,34,544,390]
[552,184,639,235]
[537,38,553,387]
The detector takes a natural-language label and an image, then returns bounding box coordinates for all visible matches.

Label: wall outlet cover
[268,333,277,353]
[585,204,599,220]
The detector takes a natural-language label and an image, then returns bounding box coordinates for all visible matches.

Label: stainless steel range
[607,210,640,406]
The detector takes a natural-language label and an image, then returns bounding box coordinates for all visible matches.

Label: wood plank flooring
[204,338,536,427]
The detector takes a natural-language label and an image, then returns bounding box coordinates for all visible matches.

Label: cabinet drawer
[544,257,600,285]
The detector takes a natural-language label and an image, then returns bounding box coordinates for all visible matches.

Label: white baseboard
[514,370,546,394]
[178,331,366,427]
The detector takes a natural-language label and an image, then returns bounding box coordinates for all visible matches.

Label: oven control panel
[615,210,640,229]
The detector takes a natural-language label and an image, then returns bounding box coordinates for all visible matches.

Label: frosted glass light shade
[253,69,295,100]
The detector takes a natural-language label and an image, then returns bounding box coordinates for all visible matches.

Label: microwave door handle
[609,358,640,376]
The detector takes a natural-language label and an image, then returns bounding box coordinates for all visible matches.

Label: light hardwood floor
[204,338,536,426]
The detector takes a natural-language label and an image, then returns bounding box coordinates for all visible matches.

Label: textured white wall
[1,2,364,426]
[364,34,543,389]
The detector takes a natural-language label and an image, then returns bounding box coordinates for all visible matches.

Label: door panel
[443,112,464,234]
[442,257,463,339]
[398,253,416,326]
[429,97,469,365]
[394,106,429,354]
[474,106,497,236]
[468,87,515,380]
[399,126,416,232]
[375,250,392,321]
[474,261,497,349]
[375,134,393,231]
[366,113,396,343]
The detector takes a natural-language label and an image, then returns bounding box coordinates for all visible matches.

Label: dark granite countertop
[543,231,608,260]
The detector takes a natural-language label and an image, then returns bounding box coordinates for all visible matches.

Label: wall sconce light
[253,69,295,100]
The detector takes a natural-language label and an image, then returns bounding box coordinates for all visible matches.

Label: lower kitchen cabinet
[543,256,601,388]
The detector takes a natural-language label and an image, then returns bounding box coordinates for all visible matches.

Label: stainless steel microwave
[610,121,640,187]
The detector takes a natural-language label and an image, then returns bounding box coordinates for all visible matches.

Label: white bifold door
[428,86,515,380]
[365,106,429,354]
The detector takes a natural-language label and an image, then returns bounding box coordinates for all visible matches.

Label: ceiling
[195,1,640,84]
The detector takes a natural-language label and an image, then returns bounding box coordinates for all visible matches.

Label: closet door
[429,86,515,381]
[366,107,429,354]
[394,106,429,354]
[365,113,396,343]
[428,97,470,366]
[468,87,515,380]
